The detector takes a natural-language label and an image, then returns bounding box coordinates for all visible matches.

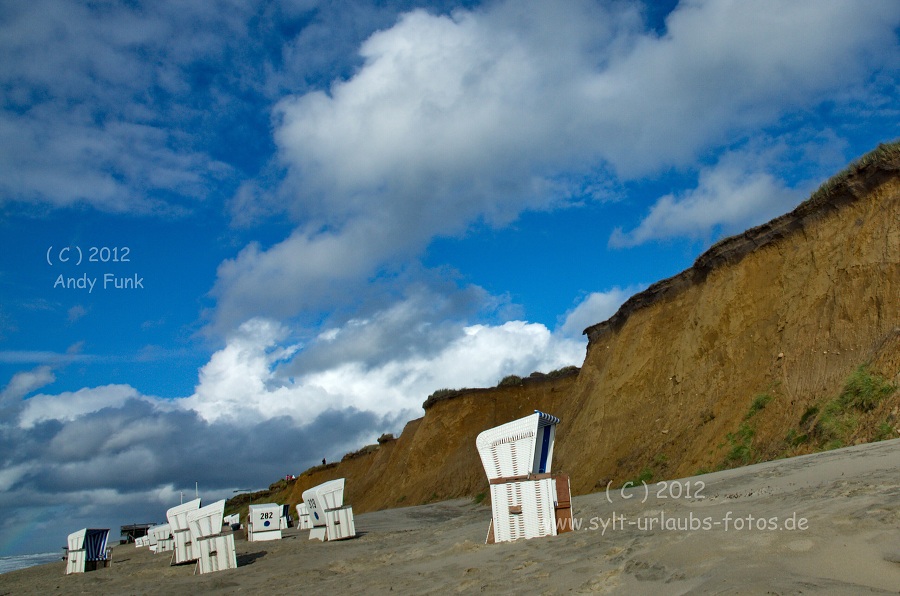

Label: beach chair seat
[65,528,110,574]
[476,411,574,544]
[187,499,237,574]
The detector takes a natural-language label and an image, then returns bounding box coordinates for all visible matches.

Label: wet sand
[2,438,898,594]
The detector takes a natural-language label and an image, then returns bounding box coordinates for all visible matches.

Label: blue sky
[1,0,898,556]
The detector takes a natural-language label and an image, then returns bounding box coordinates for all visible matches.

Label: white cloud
[0,365,55,405]
[18,384,142,429]
[0,0,243,212]
[609,157,802,247]
[186,292,586,424]
[560,286,643,337]
[67,305,88,323]
[181,318,301,423]
[210,222,408,332]
[586,0,900,176]
[297,319,584,415]
[209,0,900,328]
[0,463,31,492]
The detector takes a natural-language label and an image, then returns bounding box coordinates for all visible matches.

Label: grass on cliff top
[423,366,580,408]
[806,139,900,204]
[699,139,900,262]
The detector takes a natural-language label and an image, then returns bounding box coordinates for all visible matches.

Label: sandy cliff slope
[269,142,899,515]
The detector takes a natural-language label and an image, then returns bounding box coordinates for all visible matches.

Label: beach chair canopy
[248,503,281,530]
[476,410,560,481]
[67,529,86,552]
[166,498,201,531]
[187,500,226,540]
[302,478,345,528]
[147,523,171,543]
[67,528,109,560]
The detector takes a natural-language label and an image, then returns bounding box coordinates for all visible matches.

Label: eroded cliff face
[560,155,900,492]
[285,373,578,511]
[274,144,899,515]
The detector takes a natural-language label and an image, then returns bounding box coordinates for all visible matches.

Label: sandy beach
[2,438,898,595]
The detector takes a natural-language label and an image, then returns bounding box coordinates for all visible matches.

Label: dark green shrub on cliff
[497,375,523,387]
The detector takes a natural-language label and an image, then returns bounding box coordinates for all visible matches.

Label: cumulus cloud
[186,296,585,424]
[0,0,476,215]
[560,286,643,337]
[209,0,900,328]
[18,384,143,429]
[585,0,900,176]
[182,318,301,424]
[0,0,248,212]
[0,390,397,554]
[609,156,803,247]
[0,365,55,405]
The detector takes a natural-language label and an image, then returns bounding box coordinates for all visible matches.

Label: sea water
[0,552,62,574]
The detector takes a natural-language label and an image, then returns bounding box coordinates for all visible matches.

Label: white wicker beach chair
[476,410,573,544]
[65,528,110,574]
[247,503,283,542]
[148,523,173,553]
[223,513,241,529]
[186,499,237,574]
[295,502,312,530]
[302,478,356,541]
[166,498,201,565]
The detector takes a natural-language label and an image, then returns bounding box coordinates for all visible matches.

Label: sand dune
[3,438,898,594]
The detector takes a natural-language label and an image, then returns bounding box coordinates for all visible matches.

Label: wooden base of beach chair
[194,533,237,574]
[65,549,86,575]
[554,474,574,534]
[171,528,196,565]
[486,473,574,543]
[325,506,356,540]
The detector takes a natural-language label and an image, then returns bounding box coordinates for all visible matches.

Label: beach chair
[476,410,574,543]
[186,499,237,574]
[302,478,356,541]
[279,504,292,529]
[147,523,173,553]
[247,503,283,542]
[167,498,201,565]
[65,528,110,574]
[295,502,312,530]
[223,513,241,530]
